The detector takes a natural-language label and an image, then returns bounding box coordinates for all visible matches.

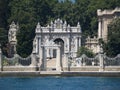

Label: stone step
[47,58,56,67]
[47,57,64,67]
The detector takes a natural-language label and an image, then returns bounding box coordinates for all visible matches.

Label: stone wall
[2,66,37,71]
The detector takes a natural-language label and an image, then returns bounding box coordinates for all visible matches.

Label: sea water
[0,76,120,90]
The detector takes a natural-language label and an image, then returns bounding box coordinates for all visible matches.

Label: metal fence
[2,54,32,66]
[74,54,120,67]
[104,54,120,66]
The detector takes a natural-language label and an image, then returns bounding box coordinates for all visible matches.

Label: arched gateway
[32,18,82,70]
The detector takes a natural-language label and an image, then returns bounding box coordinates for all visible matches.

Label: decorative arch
[53,38,64,58]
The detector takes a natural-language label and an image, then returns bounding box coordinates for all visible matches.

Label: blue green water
[0,77,120,90]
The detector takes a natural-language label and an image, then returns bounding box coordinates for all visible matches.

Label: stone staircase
[47,58,56,67]
[46,57,64,71]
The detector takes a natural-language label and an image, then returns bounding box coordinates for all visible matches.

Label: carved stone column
[47,48,50,58]
[103,18,108,41]
[50,49,53,58]
[78,37,81,47]
[38,37,41,55]
[36,37,39,54]
[98,19,102,38]
[99,53,104,71]
[37,36,42,65]
[64,53,68,67]
[41,47,47,71]
[56,47,61,71]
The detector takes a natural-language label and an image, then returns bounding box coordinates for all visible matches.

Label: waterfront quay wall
[1,66,120,77]
[1,66,120,72]
[1,66,37,71]
[1,71,120,77]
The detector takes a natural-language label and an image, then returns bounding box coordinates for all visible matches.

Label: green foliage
[8,0,37,57]
[0,0,9,56]
[0,28,8,56]
[77,46,94,57]
[2,59,9,66]
[104,18,120,57]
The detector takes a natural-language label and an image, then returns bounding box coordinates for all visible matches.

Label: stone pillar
[64,53,68,67]
[38,37,41,55]
[47,48,50,58]
[78,37,81,47]
[0,48,2,71]
[38,36,42,65]
[103,19,108,41]
[41,47,47,71]
[77,37,79,50]
[31,51,37,66]
[36,37,39,54]
[98,19,102,38]
[99,54,104,71]
[69,37,71,52]
[56,47,61,71]
[65,38,69,53]
[92,61,95,66]
[50,49,53,58]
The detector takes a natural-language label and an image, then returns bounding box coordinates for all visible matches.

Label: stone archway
[34,18,82,61]
[41,41,62,71]
[53,38,64,58]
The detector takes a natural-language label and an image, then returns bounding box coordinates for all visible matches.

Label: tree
[77,46,94,57]
[9,0,37,57]
[104,18,120,57]
[0,0,9,56]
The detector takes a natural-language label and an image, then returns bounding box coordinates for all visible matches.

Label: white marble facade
[85,8,120,54]
[97,7,120,41]
[33,18,82,58]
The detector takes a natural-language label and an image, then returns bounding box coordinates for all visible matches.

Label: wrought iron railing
[2,54,32,66]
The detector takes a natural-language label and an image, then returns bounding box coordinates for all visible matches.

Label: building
[85,7,120,54]
[85,36,100,53]
[97,7,120,41]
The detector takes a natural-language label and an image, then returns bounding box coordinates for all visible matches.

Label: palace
[33,18,81,58]
[0,8,120,72]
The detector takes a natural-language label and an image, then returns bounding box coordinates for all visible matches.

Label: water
[0,76,120,90]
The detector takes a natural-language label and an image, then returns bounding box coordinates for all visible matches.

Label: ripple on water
[0,77,120,90]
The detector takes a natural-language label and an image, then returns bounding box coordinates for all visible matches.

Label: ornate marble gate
[33,18,82,59]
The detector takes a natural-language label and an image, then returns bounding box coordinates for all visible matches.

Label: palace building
[5,8,120,71]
